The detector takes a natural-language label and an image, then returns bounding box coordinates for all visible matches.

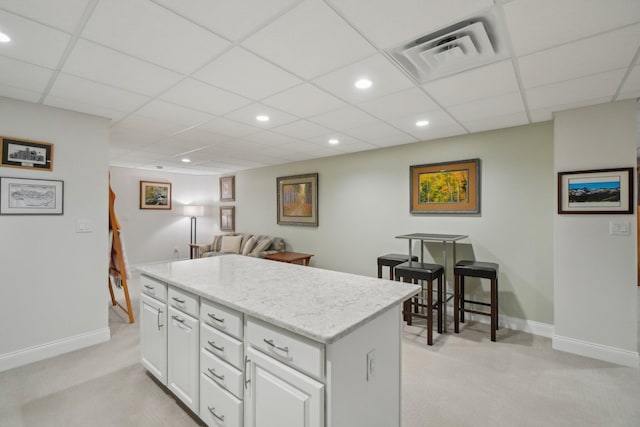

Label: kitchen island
[138,255,419,427]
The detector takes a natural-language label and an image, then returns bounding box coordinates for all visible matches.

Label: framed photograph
[220,176,235,202]
[0,177,63,215]
[220,206,235,232]
[277,173,318,226]
[558,167,634,214]
[140,181,172,210]
[410,159,480,214]
[1,136,54,171]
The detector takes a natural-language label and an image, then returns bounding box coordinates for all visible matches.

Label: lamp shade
[183,205,204,217]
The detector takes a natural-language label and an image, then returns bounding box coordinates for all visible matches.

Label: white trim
[0,328,111,372]
[447,308,555,338]
[552,334,640,368]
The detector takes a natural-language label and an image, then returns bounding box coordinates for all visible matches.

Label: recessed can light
[0,32,10,43]
[354,78,372,89]
[181,158,191,163]
[256,115,270,122]
[328,138,339,145]
[416,120,430,127]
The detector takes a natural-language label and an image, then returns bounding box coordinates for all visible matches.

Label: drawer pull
[207,406,225,422]
[207,340,225,352]
[207,367,225,381]
[244,355,250,389]
[172,315,185,323]
[157,309,163,330]
[172,296,186,304]
[207,313,225,325]
[144,284,154,290]
[264,338,289,355]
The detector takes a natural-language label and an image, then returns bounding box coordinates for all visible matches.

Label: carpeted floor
[0,276,638,427]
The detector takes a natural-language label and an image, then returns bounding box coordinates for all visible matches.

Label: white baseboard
[0,328,111,373]
[446,307,555,338]
[552,334,640,368]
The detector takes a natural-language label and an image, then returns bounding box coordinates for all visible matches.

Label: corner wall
[0,97,110,371]
[553,100,639,367]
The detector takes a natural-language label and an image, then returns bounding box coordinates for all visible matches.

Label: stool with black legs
[453,261,499,342]
[394,261,444,346]
[377,253,418,280]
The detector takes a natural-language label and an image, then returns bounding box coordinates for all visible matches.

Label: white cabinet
[245,346,324,427]
[168,306,199,412]
[140,293,167,384]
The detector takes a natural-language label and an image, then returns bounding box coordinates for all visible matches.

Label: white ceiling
[0,0,639,175]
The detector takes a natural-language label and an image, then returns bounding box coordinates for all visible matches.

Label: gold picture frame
[1,136,54,171]
[140,181,172,210]
[276,173,318,226]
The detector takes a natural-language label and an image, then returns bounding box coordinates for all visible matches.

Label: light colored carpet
[0,276,638,427]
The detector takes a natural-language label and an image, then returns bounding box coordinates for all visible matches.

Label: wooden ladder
[108,183,134,323]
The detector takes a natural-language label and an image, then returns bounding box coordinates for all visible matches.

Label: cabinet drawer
[201,323,243,369]
[200,374,243,427]
[201,348,243,399]
[168,286,199,317]
[141,275,167,302]
[201,299,243,340]
[246,317,324,379]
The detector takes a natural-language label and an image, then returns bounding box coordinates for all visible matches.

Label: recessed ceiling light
[328,138,339,145]
[181,158,191,163]
[416,120,430,127]
[0,32,10,43]
[256,115,270,122]
[156,165,164,169]
[354,78,372,89]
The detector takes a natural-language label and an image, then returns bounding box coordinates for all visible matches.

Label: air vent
[387,9,507,83]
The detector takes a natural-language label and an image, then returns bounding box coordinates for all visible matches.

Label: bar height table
[396,233,468,332]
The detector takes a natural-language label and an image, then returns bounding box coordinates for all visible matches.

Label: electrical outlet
[366,349,376,381]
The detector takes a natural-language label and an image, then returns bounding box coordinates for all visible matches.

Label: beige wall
[236,122,555,327]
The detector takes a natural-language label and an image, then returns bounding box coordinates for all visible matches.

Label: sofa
[193,233,285,259]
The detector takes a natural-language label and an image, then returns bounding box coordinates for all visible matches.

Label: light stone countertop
[138,255,420,344]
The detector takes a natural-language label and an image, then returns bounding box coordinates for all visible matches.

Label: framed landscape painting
[558,167,633,214]
[410,159,480,214]
[0,177,63,215]
[276,173,318,226]
[220,206,235,231]
[140,181,172,210]
[1,136,53,171]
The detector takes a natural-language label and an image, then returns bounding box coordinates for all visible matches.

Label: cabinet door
[245,346,324,427]
[168,306,199,412]
[140,294,167,385]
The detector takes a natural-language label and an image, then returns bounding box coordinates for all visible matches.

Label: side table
[264,251,314,266]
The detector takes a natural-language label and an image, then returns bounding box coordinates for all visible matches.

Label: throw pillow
[212,235,223,252]
[220,235,243,254]
[242,237,257,255]
[250,237,272,256]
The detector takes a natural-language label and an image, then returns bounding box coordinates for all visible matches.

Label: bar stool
[453,260,499,342]
[394,261,444,346]
[377,253,418,280]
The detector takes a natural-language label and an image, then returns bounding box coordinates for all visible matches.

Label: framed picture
[410,159,480,214]
[1,136,54,171]
[220,206,235,231]
[276,173,318,226]
[558,167,634,214]
[140,181,172,210]
[0,177,63,215]
[220,176,235,202]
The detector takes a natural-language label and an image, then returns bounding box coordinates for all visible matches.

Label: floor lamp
[183,205,204,245]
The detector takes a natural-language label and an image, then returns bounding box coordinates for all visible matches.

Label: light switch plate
[609,221,630,236]
[76,219,93,233]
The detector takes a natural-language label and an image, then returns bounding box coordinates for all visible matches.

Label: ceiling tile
[0,10,71,68]
[109,126,160,147]
[308,134,377,154]
[0,56,53,94]
[46,73,148,115]
[271,120,332,139]
[447,92,525,122]
[619,66,640,100]
[194,47,302,100]
[328,0,494,48]
[224,103,297,129]
[344,121,416,147]
[423,60,519,107]
[135,100,214,128]
[357,87,439,121]
[409,123,468,142]
[526,69,626,111]
[160,78,252,115]
[151,0,300,41]
[242,0,376,79]
[504,0,640,55]
[518,24,640,89]
[167,128,228,147]
[244,130,298,147]
[0,85,42,103]
[115,114,191,137]
[309,106,378,131]
[274,139,328,153]
[63,39,183,96]
[0,0,90,33]
[196,117,260,138]
[312,54,415,103]
[388,108,459,136]
[460,111,529,133]
[82,0,230,74]
[262,83,347,117]
[44,95,128,121]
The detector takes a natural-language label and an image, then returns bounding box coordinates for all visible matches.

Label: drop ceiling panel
[194,47,302,100]
[518,24,640,89]
[447,92,525,122]
[197,117,260,138]
[271,120,333,140]
[44,94,129,121]
[356,88,439,121]
[327,0,494,48]
[135,100,214,128]
[276,139,329,153]
[460,111,529,133]
[312,54,415,103]
[160,78,251,116]
[63,39,183,96]
[389,109,459,136]
[82,0,230,74]
[0,85,41,103]
[0,0,90,33]
[619,66,640,100]
[115,114,191,137]
[151,0,301,42]
[242,0,376,79]
[423,60,519,107]
[262,83,347,117]
[0,10,71,68]
[224,103,297,129]
[244,130,298,147]
[504,0,640,56]
[345,121,416,147]
[109,127,161,147]
[0,56,53,94]
[309,106,378,131]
